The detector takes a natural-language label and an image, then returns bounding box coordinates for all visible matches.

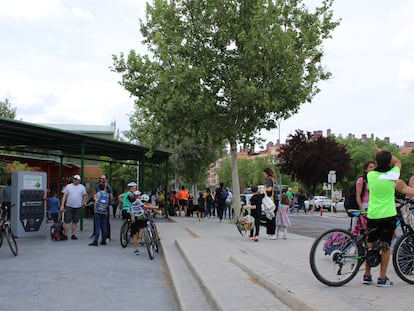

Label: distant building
[208,129,413,186]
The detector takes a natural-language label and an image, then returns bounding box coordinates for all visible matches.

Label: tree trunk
[229,138,241,219]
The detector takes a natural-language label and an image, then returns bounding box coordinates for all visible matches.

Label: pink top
[356,177,369,204]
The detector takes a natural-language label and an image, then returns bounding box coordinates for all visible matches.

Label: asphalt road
[287,212,351,238]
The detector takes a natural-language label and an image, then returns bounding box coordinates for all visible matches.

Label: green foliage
[0,98,17,119]
[112,0,339,212]
[279,130,351,194]
[216,155,278,190]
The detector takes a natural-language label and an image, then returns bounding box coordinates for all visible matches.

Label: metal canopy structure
[0,117,170,164]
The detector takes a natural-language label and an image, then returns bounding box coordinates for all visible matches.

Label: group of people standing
[169,184,234,222]
[246,168,291,242]
[195,183,234,222]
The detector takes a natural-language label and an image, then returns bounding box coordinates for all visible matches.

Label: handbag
[263,195,276,212]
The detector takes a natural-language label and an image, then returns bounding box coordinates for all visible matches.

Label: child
[276,193,291,239]
[129,191,146,255]
[246,185,263,242]
[48,191,60,223]
[197,191,205,221]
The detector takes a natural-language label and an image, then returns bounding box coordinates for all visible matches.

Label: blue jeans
[94,213,108,242]
[206,203,213,217]
[224,201,232,218]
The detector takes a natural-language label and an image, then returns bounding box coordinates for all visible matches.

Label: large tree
[279,130,351,194]
[112,0,339,216]
[0,98,17,119]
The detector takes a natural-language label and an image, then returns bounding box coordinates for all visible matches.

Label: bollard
[320,207,323,216]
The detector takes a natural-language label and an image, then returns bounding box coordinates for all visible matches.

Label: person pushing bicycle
[128,192,160,256]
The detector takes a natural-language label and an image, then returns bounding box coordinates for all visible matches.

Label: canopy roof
[0,117,170,164]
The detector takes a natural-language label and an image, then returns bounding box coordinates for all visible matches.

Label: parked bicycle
[309,198,414,286]
[143,210,160,260]
[0,207,18,256]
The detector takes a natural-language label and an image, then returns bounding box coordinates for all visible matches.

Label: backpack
[95,191,109,214]
[50,222,66,240]
[344,179,366,217]
[206,194,214,205]
[220,188,228,201]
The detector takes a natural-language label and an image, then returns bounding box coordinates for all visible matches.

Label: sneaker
[248,235,254,240]
[270,235,277,240]
[139,241,145,246]
[283,235,287,239]
[71,235,78,240]
[363,275,373,285]
[133,249,140,255]
[377,277,393,287]
[88,240,98,246]
[100,240,106,245]
[254,236,259,242]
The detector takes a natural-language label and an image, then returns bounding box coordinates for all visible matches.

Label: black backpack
[344,179,366,217]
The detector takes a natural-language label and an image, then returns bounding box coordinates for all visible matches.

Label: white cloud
[2,0,414,147]
[71,7,95,20]
[398,59,414,90]
[0,0,66,19]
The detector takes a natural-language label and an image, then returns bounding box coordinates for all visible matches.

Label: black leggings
[266,216,275,235]
[250,211,260,237]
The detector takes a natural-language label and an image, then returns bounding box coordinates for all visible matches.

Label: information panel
[11,171,47,237]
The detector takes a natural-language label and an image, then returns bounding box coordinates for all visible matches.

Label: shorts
[131,219,147,235]
[198,206,205,213]
[64,207,81,224]
[367,216,397,244]
[179,199,188,206]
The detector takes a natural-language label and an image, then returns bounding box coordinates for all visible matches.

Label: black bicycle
[143,210,160,260]
[309,198,414,286]
[146,210,160,253]
[0,207,18,256]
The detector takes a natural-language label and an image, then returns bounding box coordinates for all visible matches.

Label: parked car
[306,196,333,211]
[332,198,345,212]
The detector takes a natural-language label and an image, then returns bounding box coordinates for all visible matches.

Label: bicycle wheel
[235,219,248,236]
[150,222,159,252]
[309,228,362,286]
[144,227,154,260]
[4,225,18,256]
[120,220,130,248]
[393,232,414,284]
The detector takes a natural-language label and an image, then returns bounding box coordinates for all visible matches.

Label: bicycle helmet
[141,194,150,202]
[127,182,137,187]
[127,192,136,203]
[134,190,141,196]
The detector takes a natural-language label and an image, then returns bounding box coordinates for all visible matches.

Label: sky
[1,0,414,148]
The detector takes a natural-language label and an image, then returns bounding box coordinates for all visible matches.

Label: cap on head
[127,182,137,187]
[73,175,81,181]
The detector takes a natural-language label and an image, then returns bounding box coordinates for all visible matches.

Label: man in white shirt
[60,175,88,240]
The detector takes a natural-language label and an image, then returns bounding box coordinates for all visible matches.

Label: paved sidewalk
[158,215,414,311]
[0,217,176,311]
